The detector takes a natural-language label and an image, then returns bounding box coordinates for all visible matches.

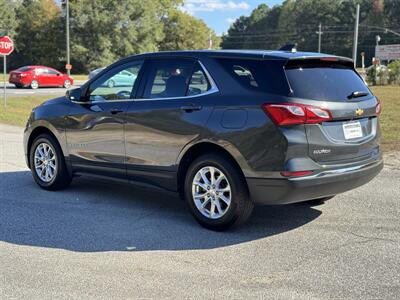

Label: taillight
[375,98,381,116]
[262,103,332,126]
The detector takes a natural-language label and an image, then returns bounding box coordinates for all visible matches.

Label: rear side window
[216,58,289,95]
[285,60,370,101]
[143,59,195,99]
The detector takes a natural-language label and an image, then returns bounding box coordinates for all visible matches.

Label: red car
[9,66,74,89]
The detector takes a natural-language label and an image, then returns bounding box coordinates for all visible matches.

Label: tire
[30,80,39,89]
[29,134,72,191]
[184,153,253,231]
[303,195,335,206]
[15,84,23,88]
[107,80,115,88]
[63,80,71,89]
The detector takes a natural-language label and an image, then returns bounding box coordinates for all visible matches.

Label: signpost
[0,36,14,108]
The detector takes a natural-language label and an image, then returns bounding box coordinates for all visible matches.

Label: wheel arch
[176,141,250,197]
[27,126,64,168]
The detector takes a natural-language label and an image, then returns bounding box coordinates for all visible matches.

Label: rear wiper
[347,91,369,99]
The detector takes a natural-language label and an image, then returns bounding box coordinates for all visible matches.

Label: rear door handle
[180,105,202,112]
[110,108,124,114]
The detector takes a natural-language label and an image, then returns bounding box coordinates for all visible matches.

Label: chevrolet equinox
[24,50,383,230]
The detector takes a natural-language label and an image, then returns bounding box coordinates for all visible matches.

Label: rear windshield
[285,60,370,101]
[216,58,289,95]
[16,66,32,72]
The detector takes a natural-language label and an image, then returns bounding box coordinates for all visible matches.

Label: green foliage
[222,0,400,67]
[159,10,220,51]
[388,60,400,85]
[5,0,217,73]
[13,0,63,69]
[366,65,389,85]
[0,0,18,37]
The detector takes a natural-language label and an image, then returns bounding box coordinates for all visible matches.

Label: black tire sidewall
[184,154,250,230]
[29,135,69,190]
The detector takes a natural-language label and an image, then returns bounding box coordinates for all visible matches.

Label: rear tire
[184,153,253,231]
[30,80,39,89]
[29,134,72,191]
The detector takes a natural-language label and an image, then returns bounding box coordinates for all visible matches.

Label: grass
[370,86,400,151]
[0,86,399,151]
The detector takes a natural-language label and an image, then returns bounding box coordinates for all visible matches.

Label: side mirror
[66,87,83,102]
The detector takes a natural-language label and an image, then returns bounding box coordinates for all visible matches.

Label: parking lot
[0,123,399,299]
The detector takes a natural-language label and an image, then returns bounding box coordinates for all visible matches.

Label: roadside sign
[375,44,400,61]
[0,36,14,108]
[65,63,72,70]
[0,36,14,55]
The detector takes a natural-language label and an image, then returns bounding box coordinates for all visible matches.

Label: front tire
[184,153,253,231]
[63,80,71,89]
[29,134,72,190]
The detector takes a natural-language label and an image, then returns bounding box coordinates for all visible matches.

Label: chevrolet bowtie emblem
[355,108,364,116]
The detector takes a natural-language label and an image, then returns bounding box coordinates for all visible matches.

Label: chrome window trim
[71,59,219,104]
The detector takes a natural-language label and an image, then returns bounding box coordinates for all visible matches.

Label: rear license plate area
[343,121,363,139]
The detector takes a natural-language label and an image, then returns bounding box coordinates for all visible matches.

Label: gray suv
[24,50,383,230]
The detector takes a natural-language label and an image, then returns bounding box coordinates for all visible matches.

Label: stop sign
[0,36,14,56]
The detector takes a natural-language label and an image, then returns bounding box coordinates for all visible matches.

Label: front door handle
[180,105,202,112]
[110,108,124,115]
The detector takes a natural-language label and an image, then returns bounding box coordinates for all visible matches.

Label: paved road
[0,124,399,299]
[0,81,86,97]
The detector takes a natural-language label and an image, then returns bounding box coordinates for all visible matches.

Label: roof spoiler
[279,43,297,53]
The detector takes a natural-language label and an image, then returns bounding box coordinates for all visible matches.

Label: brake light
[375,98,381,116]
[281,170,313,177]
[262,103,332,126]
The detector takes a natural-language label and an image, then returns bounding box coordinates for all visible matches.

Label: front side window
[88,61,143,102]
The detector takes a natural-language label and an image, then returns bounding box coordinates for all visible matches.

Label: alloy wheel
[192,166,232,219]
[34,142,57,182]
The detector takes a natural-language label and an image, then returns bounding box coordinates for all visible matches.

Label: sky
[181,0,284,35]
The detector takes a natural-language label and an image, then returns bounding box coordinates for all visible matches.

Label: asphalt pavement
[0,124,399,299]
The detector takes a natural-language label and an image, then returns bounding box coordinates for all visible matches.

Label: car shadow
[0,171,322,252]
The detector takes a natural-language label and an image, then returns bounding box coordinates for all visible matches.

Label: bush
[388,60,400,85]
[366,65,390,86]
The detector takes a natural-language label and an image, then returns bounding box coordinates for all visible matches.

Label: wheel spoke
[214,199,223,214]
[200,169,210,185]
[218,194,231,206]
[193,180,208,191]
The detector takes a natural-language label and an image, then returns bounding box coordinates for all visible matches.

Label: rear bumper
[246,159,383,205]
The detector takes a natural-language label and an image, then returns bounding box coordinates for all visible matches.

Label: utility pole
[352,4,360,68]
[316,23,323,53]
[208,31,213,50]
[66,0,70,76]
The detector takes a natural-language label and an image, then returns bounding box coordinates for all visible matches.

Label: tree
[0,0,18,37]
[69,0,183,72]
[159,10,220,51]
[13,0,63,69]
